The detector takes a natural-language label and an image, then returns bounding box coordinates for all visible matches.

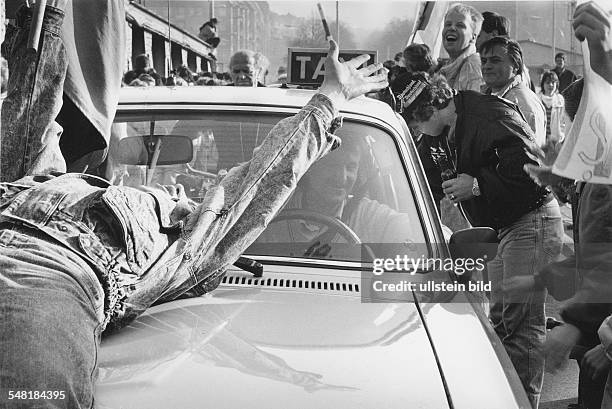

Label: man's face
[475,30,496,51]
[555,56,565,70]
[443,10,476,58]
[305,147,360,210]
[230,55,256,87]
[481,45,517,91]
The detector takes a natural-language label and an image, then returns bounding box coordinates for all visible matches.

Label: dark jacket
[453,91,550,229]
[536,183,612,337]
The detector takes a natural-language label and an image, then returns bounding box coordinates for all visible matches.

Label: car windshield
[108,110,428,264]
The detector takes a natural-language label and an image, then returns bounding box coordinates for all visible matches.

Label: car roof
[118,86,400,127]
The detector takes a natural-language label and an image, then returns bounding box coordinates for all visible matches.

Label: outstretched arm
[129,41,388,312]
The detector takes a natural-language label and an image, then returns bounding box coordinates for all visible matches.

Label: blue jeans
[0,226,105,409]
[0,94,339,408]
[1,5,68,182]
[488,199,564,408]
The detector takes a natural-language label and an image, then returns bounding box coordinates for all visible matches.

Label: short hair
[229,50,256,69]
[481,11,510,36]
[540,70,559,92]
[391,72,454,123]
[480,36,524,75]
[446,3,484,36]
[555,52,566,60]
[133,54,150,71]
[403,43,434,73]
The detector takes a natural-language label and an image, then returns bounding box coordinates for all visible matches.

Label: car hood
[96,283,449,409]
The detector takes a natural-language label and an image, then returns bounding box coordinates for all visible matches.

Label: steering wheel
[272,208,361,244]
[269,209,377,261]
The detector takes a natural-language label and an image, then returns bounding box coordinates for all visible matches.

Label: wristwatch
[472,177,481,197]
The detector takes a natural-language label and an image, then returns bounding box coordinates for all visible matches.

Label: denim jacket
[0,94,339,331]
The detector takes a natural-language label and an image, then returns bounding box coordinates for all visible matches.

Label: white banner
[409,1,449,60]
[552,1,612,183]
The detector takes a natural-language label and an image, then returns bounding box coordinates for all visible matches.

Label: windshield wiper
[233,256,263,277]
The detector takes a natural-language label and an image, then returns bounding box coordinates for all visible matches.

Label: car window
[109,111,428,263]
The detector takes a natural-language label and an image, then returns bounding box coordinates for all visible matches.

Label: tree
[289,18,357,49]
[364,18,414,61]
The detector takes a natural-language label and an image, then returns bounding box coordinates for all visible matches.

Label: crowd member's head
[229,50,258,86]
[480,36,524,92]
[394,72,455,137]
[394,51,404,66]
[300,136,368,215]
[277,66,288,86]
[442,3,483,59]
[554,52,567,70]
[540,70,560,96]
[403,43,435,73]
[133,54,151,73]
[176,65,194,84]
[476,11,510,51]
[254,52,270,85]
[383,60,396,70]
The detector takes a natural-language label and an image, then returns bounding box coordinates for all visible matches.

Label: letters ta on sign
[287,48,378,86]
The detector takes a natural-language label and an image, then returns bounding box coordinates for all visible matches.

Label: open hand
[319,40,388,105]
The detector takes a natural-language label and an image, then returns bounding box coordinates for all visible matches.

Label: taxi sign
[287,48,378,86]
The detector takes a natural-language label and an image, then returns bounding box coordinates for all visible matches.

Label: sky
[267,1,419,30]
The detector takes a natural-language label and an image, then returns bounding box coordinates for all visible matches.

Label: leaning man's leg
[0,228,105,409]
[492,202,564,408]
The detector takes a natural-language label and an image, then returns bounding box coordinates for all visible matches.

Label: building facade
[142,0,272,74]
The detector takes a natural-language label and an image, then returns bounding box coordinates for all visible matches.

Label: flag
[408,1,449,60]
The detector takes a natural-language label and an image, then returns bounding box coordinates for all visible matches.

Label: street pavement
[541,294,579,409]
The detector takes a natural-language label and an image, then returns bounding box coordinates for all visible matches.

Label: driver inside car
[257,134,417,257]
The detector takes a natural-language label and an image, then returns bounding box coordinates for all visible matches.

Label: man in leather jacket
[397,72,564,407]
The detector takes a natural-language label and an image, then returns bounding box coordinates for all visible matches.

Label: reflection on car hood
[96,283,449,409]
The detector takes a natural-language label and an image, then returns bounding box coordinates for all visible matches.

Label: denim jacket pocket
[101,186,170,276]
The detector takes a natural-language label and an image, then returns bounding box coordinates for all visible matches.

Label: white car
[95,86,530,409]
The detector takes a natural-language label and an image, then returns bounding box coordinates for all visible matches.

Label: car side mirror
[448,227,498,282]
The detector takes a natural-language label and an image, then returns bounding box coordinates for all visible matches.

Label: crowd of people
[382,3,612,409]
[121,43,276,88]
[1,1,612,409]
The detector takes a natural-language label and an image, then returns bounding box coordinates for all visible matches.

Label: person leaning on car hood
[0,40,388,409]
